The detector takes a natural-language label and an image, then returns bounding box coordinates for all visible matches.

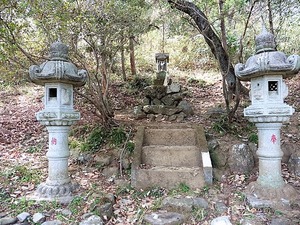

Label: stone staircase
[131,124,212,190]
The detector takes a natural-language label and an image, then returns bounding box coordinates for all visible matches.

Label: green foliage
[192,207,208,222]
[109,127,127,147]
[235,191,246,201]
[248,133,258,144]
[226,33,239,61]
[132,187,166,200]
[80,126,108,152]
[169,183,191,196]
[9,198,61,216]
[178,183,190,193]
[26,145,43,153]
[127,75,152,92]
[212,115,230,134]
[2,165,42,185]
[68,196,85,214]
[187,77,207,87]
[201,185,210,195]
[116,184,135,196]
[125,141,135,154]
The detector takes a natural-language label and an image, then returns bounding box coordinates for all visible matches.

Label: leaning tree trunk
[129,36,137,76]
[168,0,246,121]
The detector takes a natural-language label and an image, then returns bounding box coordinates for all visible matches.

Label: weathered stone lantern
[29,41,87,202]
[235,26,300,206]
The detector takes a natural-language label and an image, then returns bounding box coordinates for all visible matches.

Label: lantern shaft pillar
[255,123,284,188]
[46,126,71,186]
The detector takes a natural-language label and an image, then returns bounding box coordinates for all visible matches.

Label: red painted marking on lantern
[51,137,57,145]
[271,134,277,144]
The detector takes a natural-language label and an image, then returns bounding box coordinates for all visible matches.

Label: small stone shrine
[235,26,300,207]
[155,53,169,72]
[29,41,87,202]
[134,54,193,122]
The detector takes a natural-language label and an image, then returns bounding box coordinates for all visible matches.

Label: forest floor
[0,71,300,224]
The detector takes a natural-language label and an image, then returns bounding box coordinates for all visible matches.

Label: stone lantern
[235,26,300,206]
[29,41,87,202]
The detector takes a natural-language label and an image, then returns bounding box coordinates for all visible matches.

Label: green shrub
[127,75,152,91]
[110,127,127,147]
[125,141,135,154]
[248,133,258,144]
[81,126,108,152]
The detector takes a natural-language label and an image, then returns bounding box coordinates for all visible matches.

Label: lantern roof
[29,41,87,87]
[235,26,300,81]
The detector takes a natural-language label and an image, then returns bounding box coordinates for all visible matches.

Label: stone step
[144,128,196,146]
[132,166,205,190]
[142,145,201,167]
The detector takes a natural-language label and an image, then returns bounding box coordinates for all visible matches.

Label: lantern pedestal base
[28,182,79,204]
[245,181,299,209]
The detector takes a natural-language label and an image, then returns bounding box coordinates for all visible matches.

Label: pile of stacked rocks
[134,71,193,122]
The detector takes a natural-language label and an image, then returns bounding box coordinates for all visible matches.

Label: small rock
[79,215,104,225]
[32,213,46,223]
[162,196,208,212]
[155,114,164,121]
[94,202,113,220]
[193,198,209,209]
[215,201,227,214]
[0,213,8,218]
[102,166,119,177]
[211,216,232,225]
[17,212,30,222]
[143,211,184,225]
[246,195,272,208]
[206,107,226,119]
[270,217,293,225]
[105,193,116,204]
[121,157,131,170]
[240,217,265,225]
[167,83,181,94]
[0,217,18,225]
[114,178,130,187]
[94,154,112,167]
[178,100,194,116]
[176,112,185,122]
[133,106,147,119]
[41,220,63,225]
[288,152,300,176]
[60,209,72,216]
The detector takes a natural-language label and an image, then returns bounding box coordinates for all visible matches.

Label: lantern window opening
[49,88,57,101]
[268,81,278,94]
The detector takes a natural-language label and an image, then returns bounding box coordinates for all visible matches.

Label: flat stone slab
[142,145,201,167]
[162,196,208,212]
[132,166,205,190]
[143,211,184,225]
[246,195,273,209]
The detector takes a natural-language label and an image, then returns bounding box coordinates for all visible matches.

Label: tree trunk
[168,0,236,91]
[267,0,275,35]
[168,0,247,121]
[129,36,137,76]
[121,41,127,81]
[218,0,228,53]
